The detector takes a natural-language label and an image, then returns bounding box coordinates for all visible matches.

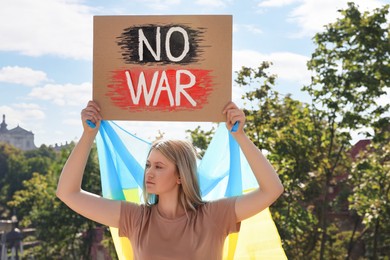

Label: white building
[0,115,37,151]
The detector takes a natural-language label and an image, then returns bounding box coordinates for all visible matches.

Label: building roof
[8,125,34,136]
[0,114,37,150]
[350,139,371,159]
[0,115,33,136]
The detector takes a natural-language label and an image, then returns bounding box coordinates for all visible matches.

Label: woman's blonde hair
[143,139,204,212]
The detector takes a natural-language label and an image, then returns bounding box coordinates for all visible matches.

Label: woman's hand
[223,101,246,135]
[81,101,102,133]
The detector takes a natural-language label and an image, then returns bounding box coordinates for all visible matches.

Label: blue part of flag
[96,121,258,201]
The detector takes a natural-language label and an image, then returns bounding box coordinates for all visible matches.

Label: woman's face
[145,149,180,195]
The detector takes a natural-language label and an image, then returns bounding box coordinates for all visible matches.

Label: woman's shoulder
[203,196,238,205]
[196,197,240,233]
[121,201,152,215]
[119,202,153,238]
[198,197,238,213]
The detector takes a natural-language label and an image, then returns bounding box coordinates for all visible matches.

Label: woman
[56,100,283,259]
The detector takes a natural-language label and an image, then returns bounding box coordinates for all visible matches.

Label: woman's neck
[157,195,185,219]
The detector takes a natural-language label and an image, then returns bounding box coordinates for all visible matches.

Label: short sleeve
[118,201,143,237]
[205,197,241,235]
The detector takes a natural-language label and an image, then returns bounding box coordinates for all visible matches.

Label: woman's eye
[145,163,150,168]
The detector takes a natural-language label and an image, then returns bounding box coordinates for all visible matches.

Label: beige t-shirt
[119,197,240,260]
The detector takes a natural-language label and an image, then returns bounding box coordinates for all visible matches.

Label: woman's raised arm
[223,102,284,222]
[56,101,121,227]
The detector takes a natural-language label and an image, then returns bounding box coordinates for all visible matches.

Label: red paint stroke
[106,68,213,112]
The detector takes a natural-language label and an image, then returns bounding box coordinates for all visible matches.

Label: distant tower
[0,115,37,150]
[0,114,7,133]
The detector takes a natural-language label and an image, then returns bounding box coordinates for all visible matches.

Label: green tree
[0,144,30,218]
[0,144,59,218]
[349,138,390,258]
[186,125,216,157]
[305,3,389,131]
[24,144,57,175]
[304,3,390,258]
[8,143,110,259]
[235,62,343,258]
[9,172,79,258]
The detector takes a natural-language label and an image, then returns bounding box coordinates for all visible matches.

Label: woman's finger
[223,102,245,133]
[87,100,101,111]
[222,101,238,114]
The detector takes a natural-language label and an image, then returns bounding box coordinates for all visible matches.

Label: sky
[0,0,388,147]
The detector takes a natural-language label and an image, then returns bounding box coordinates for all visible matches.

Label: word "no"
[117,25,203,65]
[139,27,189,62]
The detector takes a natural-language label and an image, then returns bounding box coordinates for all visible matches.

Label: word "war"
[108,68,212,111]
[126,69,195,106]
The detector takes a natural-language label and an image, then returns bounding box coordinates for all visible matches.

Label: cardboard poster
[93,15,232,122]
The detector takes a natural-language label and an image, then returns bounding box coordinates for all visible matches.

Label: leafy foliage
[3,143,114,259]
[305,2,389,132]
[186,125,216,157]
[0,143,53,218]
[349,141,390,258]
[304,3,390,258]
[234,62,353,258]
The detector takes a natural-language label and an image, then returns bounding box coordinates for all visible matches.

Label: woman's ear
[177,177,181,184]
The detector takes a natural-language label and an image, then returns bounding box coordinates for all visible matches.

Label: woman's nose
[145,169,154,179]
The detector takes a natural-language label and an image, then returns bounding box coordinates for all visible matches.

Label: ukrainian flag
[96,121,286,259]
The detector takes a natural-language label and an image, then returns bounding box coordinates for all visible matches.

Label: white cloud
[195,0,227,8]
[28,82,91,106]
[135,0,182,10]
[258,0,300,8]
[0,66,48,86]
[288,0,387,37]
[377,87,390,107]
[62,118,81,126]
[233,50,310,85]
[13,103,43,111]
[0,103,45,130]
[235,24,263,35]
[257,0,387,38]
[0,0,93,60]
